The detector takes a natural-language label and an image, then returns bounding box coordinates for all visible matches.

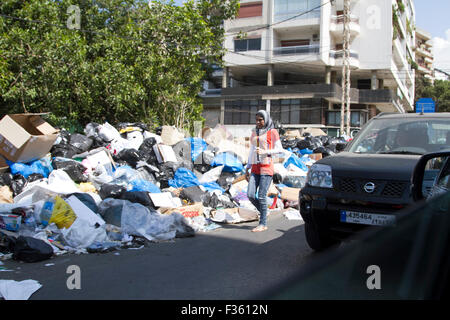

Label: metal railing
[329,50,359,59]
[273,44,320,56]
[330,14,359,24]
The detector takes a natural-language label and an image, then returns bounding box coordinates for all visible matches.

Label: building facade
[414,27,434,83]
[201,0,417,136]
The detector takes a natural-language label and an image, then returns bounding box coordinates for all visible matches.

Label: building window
[234,38,262,52]
[238,2,263,19]
[327,111,367,127]
[271,99,322,125]
[274,0,321,21]
[224,100,266,124]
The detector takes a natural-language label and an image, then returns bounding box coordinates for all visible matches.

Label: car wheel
[304,222,340,251]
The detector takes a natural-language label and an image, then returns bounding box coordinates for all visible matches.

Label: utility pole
[341,0,351,137]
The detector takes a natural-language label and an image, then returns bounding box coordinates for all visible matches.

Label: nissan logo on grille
[364,182,376,193]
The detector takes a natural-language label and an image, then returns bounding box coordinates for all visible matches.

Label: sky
[172,0,450,72]
[414,0,450,73]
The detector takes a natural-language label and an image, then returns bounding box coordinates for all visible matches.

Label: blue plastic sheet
[129,179,161,193]
[168,168,199,189]
[283,154,308,172]
[299,148,313,155]
[7,157,53,179]
[169,168,224,193]
[211,152,243,173]
[187,138,208,162]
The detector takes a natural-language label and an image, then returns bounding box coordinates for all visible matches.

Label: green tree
[415,77,450,112]
[0,0,239,132]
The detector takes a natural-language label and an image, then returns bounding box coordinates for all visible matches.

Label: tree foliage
[0,0,239,131]
[415,76,450,112]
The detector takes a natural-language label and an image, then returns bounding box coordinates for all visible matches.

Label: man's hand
[245,168,250,181]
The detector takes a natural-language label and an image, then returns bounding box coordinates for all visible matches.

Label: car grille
[382,182,407,197]
[340,178,357,193]
[335,178,406,198]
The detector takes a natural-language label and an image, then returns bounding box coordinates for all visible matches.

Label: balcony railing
[329,50,359,59]
[330,14,359,24]
[273,44,320,56]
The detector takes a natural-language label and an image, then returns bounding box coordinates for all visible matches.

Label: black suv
[299,112,450,251]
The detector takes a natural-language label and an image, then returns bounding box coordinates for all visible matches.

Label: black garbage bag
[281,138,298,150]
[52,159,87,183]
[114,148,141,168]
[180,186,209,203]
[10,174,27,197]
[306,136,323,150]
[51,142,79,159]
[70,133,93,153]
[26,173,45,183]
[319,135,331,146]
[217,172,237,192]
[282,175,307,189]
[120,191,153,208]
[172,140,191,162]
[272,173,283,184]
[13,236,53,263]
[155,126,163,136]
[0,172,13,186]
[195,150,215,166]
[84,122,111,148]
[0,233,16,254]
[313,146,334,158]
[135,167,158,185]
[297,139,312,150]
[99,184,127,200]
[194,164,212,174]
[138,138,159,164]
[203,192,235,209]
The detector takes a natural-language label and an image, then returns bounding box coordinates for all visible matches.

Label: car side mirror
[335,142,347,152]
[411,151,450,201]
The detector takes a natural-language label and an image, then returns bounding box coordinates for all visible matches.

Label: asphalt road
[0,212,319,300]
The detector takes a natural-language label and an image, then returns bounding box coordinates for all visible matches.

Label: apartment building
[201,0,416,136]
[414,27,434,83]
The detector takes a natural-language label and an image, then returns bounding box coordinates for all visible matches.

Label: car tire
[304,222,340,251]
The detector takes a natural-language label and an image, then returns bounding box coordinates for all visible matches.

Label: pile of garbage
[0,114,347,263]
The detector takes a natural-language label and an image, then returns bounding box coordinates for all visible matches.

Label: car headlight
[307,164,333,188]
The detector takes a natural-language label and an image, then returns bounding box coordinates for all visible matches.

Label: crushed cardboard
[0,114,59,163]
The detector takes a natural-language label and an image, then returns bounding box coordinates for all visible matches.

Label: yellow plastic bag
[78,182,97,193]
[48,196,77,229]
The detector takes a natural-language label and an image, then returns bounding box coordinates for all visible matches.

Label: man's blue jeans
[247,173,273,227]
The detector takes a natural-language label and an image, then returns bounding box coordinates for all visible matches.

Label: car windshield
[348,117,450,155]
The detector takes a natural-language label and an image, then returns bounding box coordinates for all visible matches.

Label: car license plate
[340,210,396,226]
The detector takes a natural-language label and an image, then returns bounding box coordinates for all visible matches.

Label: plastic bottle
[40,199,55,227]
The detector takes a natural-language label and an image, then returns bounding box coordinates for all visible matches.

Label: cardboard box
[0,155,8,173]
[160,203,204,219]
[153,144,178,163]
[0,114,59,163]
[285,130,302,139]
[281,187,301,201]
[301,127,327,137]
[309,153,323,161]
[0,213,21,232]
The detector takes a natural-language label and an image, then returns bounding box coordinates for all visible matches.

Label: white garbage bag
[61,218,108,249]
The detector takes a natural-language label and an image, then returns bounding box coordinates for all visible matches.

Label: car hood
[317,152,420,181]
